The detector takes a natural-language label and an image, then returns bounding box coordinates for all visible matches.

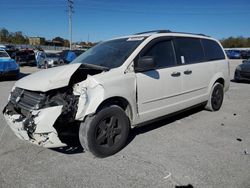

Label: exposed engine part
[69,64,103,85]
[47,90,79,123]
[23,116,36,134]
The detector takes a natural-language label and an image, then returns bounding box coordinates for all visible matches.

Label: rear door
[173,37,213,105]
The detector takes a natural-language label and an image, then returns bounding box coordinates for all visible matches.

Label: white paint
[15,63,81,92]
[4,31,230,148]
[33,106,63,133]
[4,106,66,148]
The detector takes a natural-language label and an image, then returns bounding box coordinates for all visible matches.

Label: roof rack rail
[134,30,209,37]
[173,32,210,37]
[134,30,171,35]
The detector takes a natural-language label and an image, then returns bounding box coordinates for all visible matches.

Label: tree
[221,36,250,48]
[0,28,10,42]
[52,36,64,43]
[11,31,28,44]
[79,41,87,46]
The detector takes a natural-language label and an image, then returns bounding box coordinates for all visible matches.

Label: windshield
[71,37,145,69]
[0,51,10,58]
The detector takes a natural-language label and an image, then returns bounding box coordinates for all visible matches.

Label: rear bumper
[3,103,66,148]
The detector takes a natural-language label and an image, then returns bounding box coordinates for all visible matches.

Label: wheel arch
[96,96,133,123]
[207,73,225,95]
[215,77,225,86]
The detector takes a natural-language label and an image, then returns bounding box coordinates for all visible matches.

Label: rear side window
[174,37,205,64]
[142,40,176,68]
[201,39,225,61]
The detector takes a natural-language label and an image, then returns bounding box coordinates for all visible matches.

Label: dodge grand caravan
[3,30,230,157]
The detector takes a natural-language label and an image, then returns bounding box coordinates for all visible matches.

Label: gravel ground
[0,60,249,188]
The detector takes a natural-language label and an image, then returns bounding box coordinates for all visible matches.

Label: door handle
[184,70,192,75]
[171,72,181,77]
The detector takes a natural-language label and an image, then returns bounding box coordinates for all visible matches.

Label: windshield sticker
[127,37,145,41]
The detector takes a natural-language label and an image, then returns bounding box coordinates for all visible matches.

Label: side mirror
[135,56,156,72]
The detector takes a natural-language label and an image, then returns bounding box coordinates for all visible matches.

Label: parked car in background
[0,44,6,50]
[14,49,36,66]
[225,50,241,59]
[38,53,63,68]
[5,45,19,58]
[240,50,250,59]
[59,50,85,64]
[234,58,250,82]
[0,49,19,79]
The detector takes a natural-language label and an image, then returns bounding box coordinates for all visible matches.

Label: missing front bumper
[3,105,66,148]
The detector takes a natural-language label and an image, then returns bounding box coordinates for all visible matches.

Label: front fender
[74,76,105,120]
[74,73,137,122]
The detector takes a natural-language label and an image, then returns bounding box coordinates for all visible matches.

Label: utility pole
[67,0,74,50]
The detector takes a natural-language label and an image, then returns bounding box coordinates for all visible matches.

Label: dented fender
[73,76,105,120]
[73,71,138,125]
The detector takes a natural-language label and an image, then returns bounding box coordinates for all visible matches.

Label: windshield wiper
[80,63,110,71]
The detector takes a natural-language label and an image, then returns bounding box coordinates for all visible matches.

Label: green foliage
[52,37,70,47]
[221,37,250,48]
[52,36,64,43]
[0,28,28,44]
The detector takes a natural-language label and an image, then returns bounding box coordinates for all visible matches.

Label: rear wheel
[205,82,224,111]
[79,105,130,158]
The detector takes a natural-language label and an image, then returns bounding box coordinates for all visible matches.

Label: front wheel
[79,105,130,158]
[205,82,224,111]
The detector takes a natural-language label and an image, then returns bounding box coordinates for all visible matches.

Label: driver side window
[142,40,176,69]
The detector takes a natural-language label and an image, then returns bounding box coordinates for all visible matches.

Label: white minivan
[3,30,230,157]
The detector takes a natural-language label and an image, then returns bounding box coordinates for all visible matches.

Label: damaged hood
[16,63,81,92]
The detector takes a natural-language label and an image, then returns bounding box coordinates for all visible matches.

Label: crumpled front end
[3,87,79,148]
[4,105,65,147]
[3,64,106,148]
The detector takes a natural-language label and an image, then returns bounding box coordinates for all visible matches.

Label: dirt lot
[0,60,249,188]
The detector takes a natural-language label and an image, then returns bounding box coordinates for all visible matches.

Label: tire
[205,82,224,111]
[79,105,130,158]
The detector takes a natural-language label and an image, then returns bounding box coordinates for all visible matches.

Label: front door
[135,39,183,122]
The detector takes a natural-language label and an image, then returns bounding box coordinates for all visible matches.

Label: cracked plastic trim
[4,105,66,148]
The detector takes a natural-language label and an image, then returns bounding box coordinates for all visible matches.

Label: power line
[67,0,74,50]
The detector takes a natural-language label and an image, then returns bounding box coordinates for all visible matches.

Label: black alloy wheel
[79,105,130,157]
[211,83,224,111]
[95,116,123,147]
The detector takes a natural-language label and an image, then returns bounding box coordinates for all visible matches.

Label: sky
[0,0,250,42]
